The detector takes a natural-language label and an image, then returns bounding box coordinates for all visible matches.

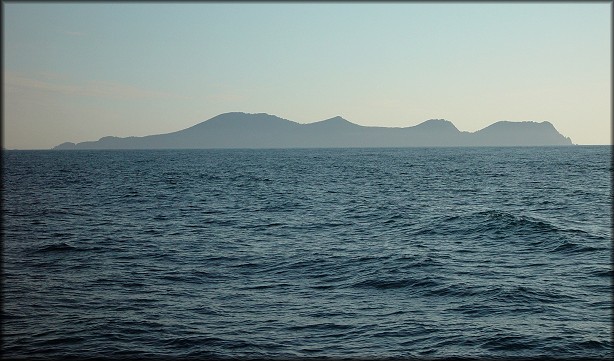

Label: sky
[3,2,611,149]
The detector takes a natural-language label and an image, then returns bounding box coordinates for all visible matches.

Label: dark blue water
[2,146,611,359]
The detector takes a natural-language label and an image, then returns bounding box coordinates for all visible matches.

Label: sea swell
[2,147,610,359]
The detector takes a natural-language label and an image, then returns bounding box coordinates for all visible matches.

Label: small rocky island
[54,112,574,149]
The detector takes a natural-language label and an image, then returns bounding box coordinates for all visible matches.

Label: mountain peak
[474,120,572,145]
[481,120,555,131]
[307,115,357,127]
[413,119,459,131]
[323,115,351,122]
[185,112,296,131]
[209,112,285,122]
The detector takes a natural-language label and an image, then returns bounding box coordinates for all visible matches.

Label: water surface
[2,146,611,359]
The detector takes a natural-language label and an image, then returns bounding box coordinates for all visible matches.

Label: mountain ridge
[54,112,574,149]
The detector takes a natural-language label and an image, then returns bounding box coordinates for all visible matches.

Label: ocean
[2,146,611,359]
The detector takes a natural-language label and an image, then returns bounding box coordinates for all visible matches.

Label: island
[54,112,574,149]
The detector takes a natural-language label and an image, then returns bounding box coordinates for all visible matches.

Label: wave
[550,240,605,254]
[428,209,607,254]
[353,275,440,290]
[34,242,79,253]
[442,209,563,235]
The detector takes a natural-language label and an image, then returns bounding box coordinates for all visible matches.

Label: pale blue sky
[3,2,611,149]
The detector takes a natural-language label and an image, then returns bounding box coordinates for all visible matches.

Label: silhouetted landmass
[53,112,574,149]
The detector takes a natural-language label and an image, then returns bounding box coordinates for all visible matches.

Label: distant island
[54,112,574,149]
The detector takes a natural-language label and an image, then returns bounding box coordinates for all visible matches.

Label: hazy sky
[3,2,611,149]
